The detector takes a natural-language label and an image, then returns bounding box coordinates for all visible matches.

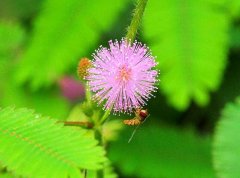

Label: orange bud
[77,57,92,80]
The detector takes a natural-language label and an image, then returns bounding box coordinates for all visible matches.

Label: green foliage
[225,0,240,18]
[213,98,240,178]
[0,21,24,54]
[0,21,24,66]
[0,172,16,178]
[66,104,119,178]
[1,0,240,177]
[143,0,229,110]
[0,165,16,178]
[109,124,215,178]
[0,0,41,20]
[87,161,117,178]
[0,107,105,178]
[0,71,70,119]
[230,26,240,48]
[66,102,96,123]
[0,21,70,119]
[16,0,128,90]
[0,21,24,78]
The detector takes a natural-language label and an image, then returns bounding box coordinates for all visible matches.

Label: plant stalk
[100,109,111,124]
[126,0,148,42]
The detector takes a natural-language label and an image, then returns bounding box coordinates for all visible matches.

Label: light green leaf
[87,160,118,178]
[0,22,70,119]
[225,0,240,17]
[0,64,70,120]
[66,103,91,122]
[0,21,25,78]
[0,21,24,55]
[213,98,240,178]
[16,0,128,90]
[109,124,215,178]
[0,165,17,178]
[143,0,229,110]
[0,172,16,178]
[0,107,106,178]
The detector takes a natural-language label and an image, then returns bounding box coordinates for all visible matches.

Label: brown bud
[77,57,92,79]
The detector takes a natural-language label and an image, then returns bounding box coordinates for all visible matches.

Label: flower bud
[77,57,92,80]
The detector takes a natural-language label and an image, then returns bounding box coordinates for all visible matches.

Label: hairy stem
[126,0,148,42]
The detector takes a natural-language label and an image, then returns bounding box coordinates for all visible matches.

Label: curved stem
[126,0,148,42]
[100,109,111,124]
[63,121,93,129]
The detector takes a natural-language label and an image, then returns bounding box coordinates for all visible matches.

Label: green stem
[95,128,104,178]
[100,109,111,124]
[126,0,148,42]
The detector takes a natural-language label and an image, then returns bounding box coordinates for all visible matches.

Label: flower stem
[100,109,111,124]
[126,0,148,42]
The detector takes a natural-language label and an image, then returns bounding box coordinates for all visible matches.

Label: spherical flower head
[87,38,158,113]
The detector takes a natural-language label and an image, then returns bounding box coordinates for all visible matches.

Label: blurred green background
[1,0,240,177]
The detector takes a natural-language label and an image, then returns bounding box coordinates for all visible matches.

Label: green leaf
[0,21,25,77]
[16,0,128,90]
[66,103,92,122]
[143,0,229,110]
[0,172,16,178]
[230,25,240,48]
[109,124,215,178]
[0,21,24,55]
[87,160,118,178]
[0,107,105,178]
[0,0,41,20]
[0,21,24,102]
[213,98,240,178]
[225,0,240,18]
[0,62,70,120]
[0,165,16,178]
[0,22,70,119]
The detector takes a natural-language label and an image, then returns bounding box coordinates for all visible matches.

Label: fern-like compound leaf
[143,0,229,110]
[0,107,105,178]
[213,98,240,178]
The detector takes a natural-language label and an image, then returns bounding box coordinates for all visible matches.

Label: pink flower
[87,39,158,113]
